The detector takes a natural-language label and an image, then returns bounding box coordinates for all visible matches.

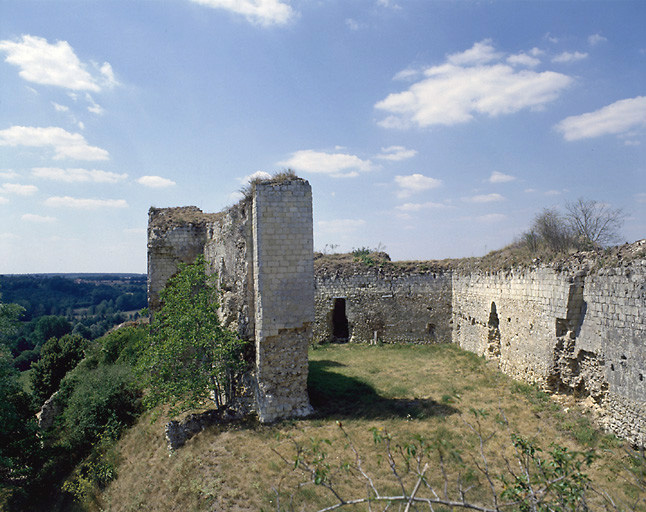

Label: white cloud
[241,171,272,183]
[506,52,540,67]
[447,39,503,66]
[624,140,641,146]
[278,149,372,178]
[588,34,607,46]
[635,193,646,203]
[0,197,8,205]
[376,145,417,161]
[476,213,506,223]
[32,167,128,183]
[396,201,447,212]
[0,170,19,179]
[0,232,18,239]
[52,102,69,112]
[88,103,105,115]
[22,213,56,223]
[136,175,176,188]
[463,193,505,203]
[85,93,105,115]
[488,171,516,183]
[545,33,559,44]
[0,125,109,160]
[529,47,544,57]
[345,19,365,31]
[377,0,401,8]
[190,0,294,26]
[0,183,38,196]
[376,41,572,128]
[317,218,366,234]
[393,68,422,81]
[394,174,441,198]
[552,51,588,63]
[45,196,128,209]
[0,35,116,91]
[555,96,646,141]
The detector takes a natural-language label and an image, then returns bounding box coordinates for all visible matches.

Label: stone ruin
[148,177,646,446]
[148,176,314,423]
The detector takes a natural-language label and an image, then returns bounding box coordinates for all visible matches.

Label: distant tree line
[0,274,147,373]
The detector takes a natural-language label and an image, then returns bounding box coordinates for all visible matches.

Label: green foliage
[31,315,73,348]
[98,325,147,366]
[31,333,87,405]
[137,256,247,415]
[351,246,391,267]
[0,299,24,346]
[500,434,595,511]
[59,364,141,451]
[0,346,40,484]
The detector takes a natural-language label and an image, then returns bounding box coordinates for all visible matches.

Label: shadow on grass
[308,360,458,420]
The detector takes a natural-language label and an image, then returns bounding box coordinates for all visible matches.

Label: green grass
[96,343,645,512]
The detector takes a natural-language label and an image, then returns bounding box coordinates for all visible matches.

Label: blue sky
[0,0,644,273]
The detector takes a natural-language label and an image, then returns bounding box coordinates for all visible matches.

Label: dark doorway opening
[332,298,349,340]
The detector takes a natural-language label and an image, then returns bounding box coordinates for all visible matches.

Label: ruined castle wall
[451,267,572,382]
[252,181,314,422]
[451,261,646,446]
[203,202,254,340]
[147,207,214,311]
[147,179,314,423]
[576,265,646,443]
[314,271,452,344]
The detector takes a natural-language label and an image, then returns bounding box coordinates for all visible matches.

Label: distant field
[98,343,645,512]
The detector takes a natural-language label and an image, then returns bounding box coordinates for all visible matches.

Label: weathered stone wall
[147,178,314,423]
[451,257,646,446]
[252,180,314,422]
[147,206,220,311]
[314,270,452,344]
[203,202,254,340]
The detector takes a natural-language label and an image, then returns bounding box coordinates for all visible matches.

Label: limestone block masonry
[451,257,646,447]
[252,181,314,422]
[315,269,452,344]
[147,178,314,423]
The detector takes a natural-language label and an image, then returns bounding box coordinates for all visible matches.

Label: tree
[30,315,72,349]
[531,208,574,253]
[137,255,246,414]
[31,334,88,406]
[0,346,39,485]
[565,198,625,249]
[0,298,24,347]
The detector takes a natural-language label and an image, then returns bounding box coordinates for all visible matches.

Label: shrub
[31,334,87,406]
[60,364,141,451]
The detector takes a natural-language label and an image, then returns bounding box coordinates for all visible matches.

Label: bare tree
[271,415,645,512]
[531,208,574,253]
[565,198,625,249]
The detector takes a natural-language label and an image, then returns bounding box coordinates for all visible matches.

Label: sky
[0,0,645,273]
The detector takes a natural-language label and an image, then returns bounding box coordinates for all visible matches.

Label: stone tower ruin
[147,177,314,422]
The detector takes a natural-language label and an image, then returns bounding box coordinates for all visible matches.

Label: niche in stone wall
[487,301,501,358]
[331,298,349,341]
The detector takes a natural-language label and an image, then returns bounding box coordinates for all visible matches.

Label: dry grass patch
[96,344,644,511]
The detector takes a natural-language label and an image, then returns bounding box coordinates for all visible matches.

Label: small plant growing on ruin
[137,255,246,415]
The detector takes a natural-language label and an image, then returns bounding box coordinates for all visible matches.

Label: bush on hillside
[31,333,87,406]
[59,364,141,451]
